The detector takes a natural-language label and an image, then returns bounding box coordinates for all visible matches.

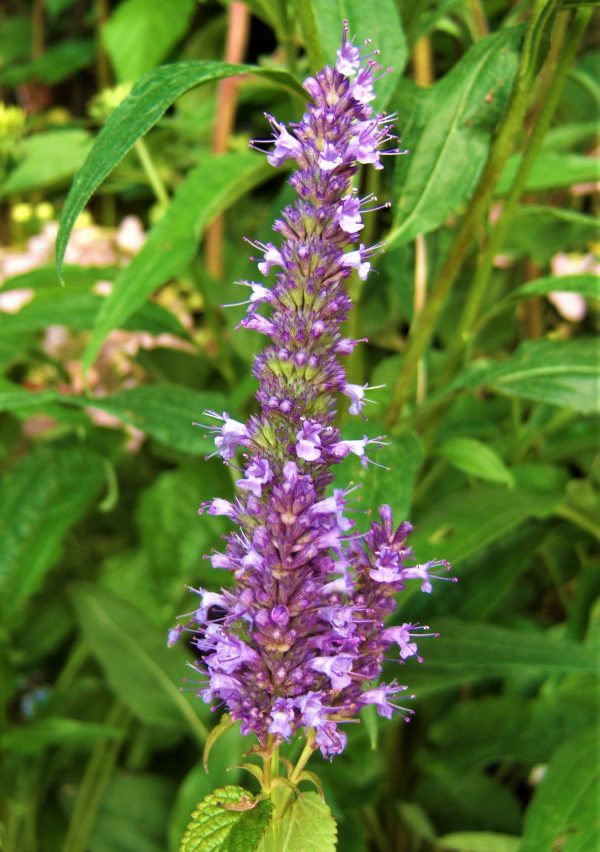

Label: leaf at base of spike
[203,714,235,772]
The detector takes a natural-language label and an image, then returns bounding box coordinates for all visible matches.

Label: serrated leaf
[519,729,599,851]
[81,153,269,371]
[310,0,407,109]
[180,786,273,852]
[69,583,208,740]
[0,448,105,627]
[452,339,599,414]
[277,792,337,852]
[389,28,521,246]
[437,437,514,486]
[56,62,304,277]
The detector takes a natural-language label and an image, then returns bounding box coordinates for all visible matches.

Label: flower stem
[443,6,592,378]
[384,0,551,426]
[134,138,169,209]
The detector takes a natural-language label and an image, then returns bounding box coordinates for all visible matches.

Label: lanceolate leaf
[410,482,561,565]
[74,385,227,454]
[103,0,196,82]
[56,61,304,277]
[0,285,189,338]
[389,27,522,247]
[419,618,596,674]
[0,448,105,627]
[81,153,269,371]
[510,274,600,301]
[519,729,599,851]
[70,583,208,740]
[452,339,599,414]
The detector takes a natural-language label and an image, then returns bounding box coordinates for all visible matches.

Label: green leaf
[452,339,599,414]
[0,285,189,338]
[82,153,269,371]
[180,786,273,852]
[0,717,124,755]
[437,437,514,486]
[502,206,598,264]
[103,0,195,82]
[519,729,599,851]
[421,618,597,674]
[69,385,226,454]
[69,583,208,740]
[410,482,562,565]
[310,0,407,108]
[438,832,520,851]
[496,152,599,195]
[277,792,337,852]
[429,694,597,770]
[389,28,521,246]
[0,129,92,197]
[0,448,105,627]
[92,772,176,852]
[510,274,600,301]
[169,725,245,852]
[416,764,521,835]
[56,61,304,278]
[0,39,95,86]
[335,427,423,520]
[0,379,60,414]
[0,264,118,293]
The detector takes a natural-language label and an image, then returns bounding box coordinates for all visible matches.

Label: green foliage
[520,730,599,851]
[269,792,337,852]
[0,1,597,850]
[70,583,209,740]
[180,786,273,852]
[390,28,522,246]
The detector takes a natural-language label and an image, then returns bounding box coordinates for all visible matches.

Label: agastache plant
[174,23,452,848]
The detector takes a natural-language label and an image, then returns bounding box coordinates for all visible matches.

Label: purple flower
[268,698,296,738]
[170,24,450,760]
[360,682,414,720]
[237,458,273,497]
[296,420,323,461]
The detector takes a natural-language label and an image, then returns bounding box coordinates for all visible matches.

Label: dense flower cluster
[171,25,451,757]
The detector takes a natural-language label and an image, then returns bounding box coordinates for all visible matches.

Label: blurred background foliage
[0,0,598,850]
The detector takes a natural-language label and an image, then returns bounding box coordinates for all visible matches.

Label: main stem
[384,0,547,426]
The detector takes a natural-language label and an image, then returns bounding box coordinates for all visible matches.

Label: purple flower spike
[170,26,450,759]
